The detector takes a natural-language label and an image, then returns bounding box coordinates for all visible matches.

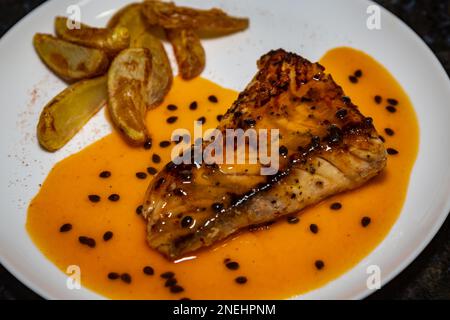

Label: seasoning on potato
[33,33,109,82]
[142,0,249,35]
[108,3,172,108]
[107,48,152,144]
[166,28,205,80]
[55,16,130,55]
[37,76,107,151]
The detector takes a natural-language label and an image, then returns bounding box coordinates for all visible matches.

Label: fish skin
[142,49,387,259]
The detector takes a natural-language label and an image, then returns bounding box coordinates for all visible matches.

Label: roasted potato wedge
[142,0,249,35]
[33,33,109,82]
[108,3,173,107]
[166,28,205,80]
[55,16,130,55]
[107,48,152,144]
[37,76,107,151]
[135,32,172,107]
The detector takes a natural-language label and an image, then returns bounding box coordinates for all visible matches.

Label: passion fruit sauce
[27,47,419,299]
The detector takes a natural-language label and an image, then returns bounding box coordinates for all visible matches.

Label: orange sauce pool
[27,47,419,299]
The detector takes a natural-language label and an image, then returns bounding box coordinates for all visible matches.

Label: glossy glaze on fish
[142,49,387,259]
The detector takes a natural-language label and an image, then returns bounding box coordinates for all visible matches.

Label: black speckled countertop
[0,0,449,300]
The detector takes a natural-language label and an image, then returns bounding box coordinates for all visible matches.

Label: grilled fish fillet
[142,49,387,259]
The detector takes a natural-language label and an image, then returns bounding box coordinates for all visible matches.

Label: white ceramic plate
[0,0,449,300]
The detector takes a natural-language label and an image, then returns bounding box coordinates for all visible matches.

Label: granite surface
[0,0,449,300]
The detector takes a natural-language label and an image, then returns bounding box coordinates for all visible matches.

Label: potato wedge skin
[142,0,249,35]
[33,33,109,82]
[107,48,152,144]
[55,16,130,55]
[37,76,107,152]
[107,3,146,40]
[108,3,173,108]
[166,28,205,80]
